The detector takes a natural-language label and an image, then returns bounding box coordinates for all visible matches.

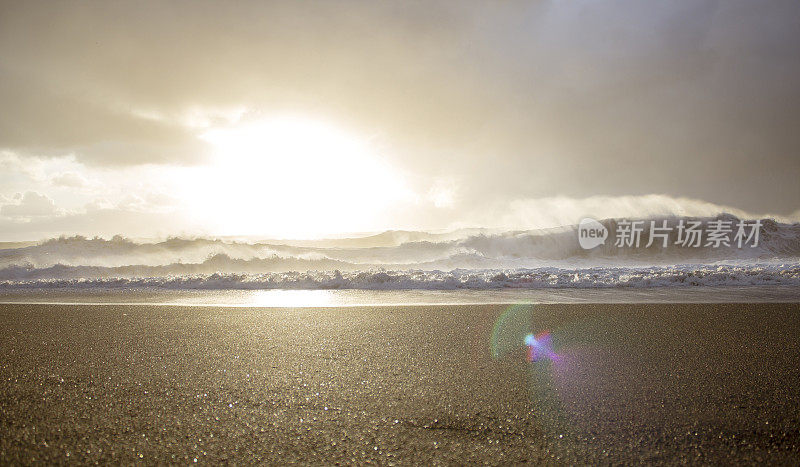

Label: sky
[1,0,799,240]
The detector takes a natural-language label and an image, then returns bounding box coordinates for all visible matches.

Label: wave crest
[0,215,798,289]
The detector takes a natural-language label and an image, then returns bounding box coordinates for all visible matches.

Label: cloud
[0,191,58,218]
[115,192,179,213]
[0,66,210,166]
[0,0,798,237]
[51,171,88,188]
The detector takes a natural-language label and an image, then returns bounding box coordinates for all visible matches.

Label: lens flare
[524,330,559,362]
[490,303,535,360]
[490,303,561,362]
[489,303,573,448]
[490,303,664,458]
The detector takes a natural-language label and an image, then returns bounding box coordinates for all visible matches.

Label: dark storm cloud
[0,0,798,213]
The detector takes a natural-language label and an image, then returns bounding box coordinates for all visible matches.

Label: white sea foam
[1,264,799,290]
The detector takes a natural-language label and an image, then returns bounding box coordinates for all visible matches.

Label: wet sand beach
[1,303,799,464]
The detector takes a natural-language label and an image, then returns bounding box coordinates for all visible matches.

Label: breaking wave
[0,215,798,290]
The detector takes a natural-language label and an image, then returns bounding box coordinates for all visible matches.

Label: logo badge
[578,217,607,249]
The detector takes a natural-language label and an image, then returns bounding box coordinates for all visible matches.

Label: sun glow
[178,116,412,238]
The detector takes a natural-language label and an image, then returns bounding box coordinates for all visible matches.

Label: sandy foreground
[1,303,798,464]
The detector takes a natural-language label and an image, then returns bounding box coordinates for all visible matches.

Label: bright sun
[177,116,411,238]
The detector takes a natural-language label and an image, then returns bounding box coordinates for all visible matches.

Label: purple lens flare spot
[525,330,558,362]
